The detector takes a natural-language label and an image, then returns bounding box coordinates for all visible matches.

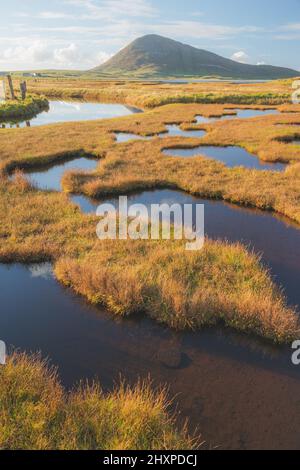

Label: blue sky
[0,0,299,71]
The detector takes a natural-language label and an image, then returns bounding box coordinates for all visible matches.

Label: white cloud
[64,0,157,19]
[54,44,81,64]
[12,20,263,43]
[152,22,262,41]
[1,42,53,65]
[280,23,300,31]
[231,51,250,63]
[272,23,300,40]
[0,40,108,69]
[38,11,74,19]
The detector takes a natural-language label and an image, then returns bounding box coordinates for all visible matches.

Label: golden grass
[0,177,96,262]
[0,178,298,343]
[55,238,299,343]
[2,82,300,449]
[0,352,195,450]
[1,99,300,342]
[0,101,299,172]
[48,104,300,224]
[0,96,49,121]
[22,77,299,108]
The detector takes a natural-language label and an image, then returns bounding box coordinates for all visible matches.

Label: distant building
[23,72,41,77]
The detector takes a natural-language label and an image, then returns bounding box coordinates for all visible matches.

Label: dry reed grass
[0,352,195,450]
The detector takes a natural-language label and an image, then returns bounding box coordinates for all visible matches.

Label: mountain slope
[92,34,298,79]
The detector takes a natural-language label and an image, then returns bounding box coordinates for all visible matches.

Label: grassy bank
[23,77,298,108]
[0,178,298,343]
[0,352,195,450]
[142,92,291,108]
[0,96,49,122]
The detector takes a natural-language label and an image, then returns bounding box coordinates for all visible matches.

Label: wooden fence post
[20,81,27,100]
[6,75,16,100]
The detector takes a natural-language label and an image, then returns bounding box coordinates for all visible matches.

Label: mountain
[92,34,298,79]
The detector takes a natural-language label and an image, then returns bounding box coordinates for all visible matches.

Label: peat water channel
[73,189,300,308]
[115,124,206,143]
[24,113,285,191]
[115,109,279,144]
[163,144,285,171]
[2,107,300,449]
[3,182,300,448]
[116,109,285,171]
[195,108,278,122]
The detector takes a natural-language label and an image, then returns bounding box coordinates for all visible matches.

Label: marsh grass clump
[0,96,49,122]
[11,169,35,192]
[55,237,299,344]
[0,179,96,263]
[0,352,196,450]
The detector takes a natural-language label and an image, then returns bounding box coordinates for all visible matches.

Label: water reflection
[158,124,206,139]
[24,157,98,191]
[195,108,278,124]
[115,124,206,143]
[0,100,143,128]
[163,144,285,171]
[71,188,300,308]
[1,258,300,449]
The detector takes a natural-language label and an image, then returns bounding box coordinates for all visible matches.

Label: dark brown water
[1,255,300,450]
[2,188,298,448]
[1,260,300,451]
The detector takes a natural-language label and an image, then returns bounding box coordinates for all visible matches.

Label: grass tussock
[0,178,96,263]
[0,352,195,450]
[0,96,49,122]
[55,237,299,344]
